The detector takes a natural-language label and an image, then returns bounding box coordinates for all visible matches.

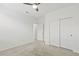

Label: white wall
[45,4,79,52]
[36,16,45,41]
[37,4,79,52]
[37,16,45,24]
[0,5,36,51]
[44,17,59,46]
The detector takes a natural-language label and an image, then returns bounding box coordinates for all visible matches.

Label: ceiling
[0,3,77,18]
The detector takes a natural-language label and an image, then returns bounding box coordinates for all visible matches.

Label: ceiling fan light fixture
[32,4,38,9]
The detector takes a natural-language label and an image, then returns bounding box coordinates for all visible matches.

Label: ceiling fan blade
[37,3,40,5]
[34,3,40,5]
[24,3,33,5]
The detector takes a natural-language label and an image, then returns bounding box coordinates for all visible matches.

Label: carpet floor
[0,40,79,56]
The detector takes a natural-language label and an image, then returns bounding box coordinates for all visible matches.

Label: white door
[60,18,73,50]
[37,24,44,41]
[50,22,59,47]
[33,24,38,40]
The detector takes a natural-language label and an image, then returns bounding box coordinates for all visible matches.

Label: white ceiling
[0,3,77,18]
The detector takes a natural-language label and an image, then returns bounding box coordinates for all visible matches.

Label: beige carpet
[0,40,79,56]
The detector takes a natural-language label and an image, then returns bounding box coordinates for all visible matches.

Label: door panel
[72,16,79,52]
[44,24,50,45]
[50,22,59,46]
[37,24,43,41]
[33,24,37,40]
[60,18,73,50]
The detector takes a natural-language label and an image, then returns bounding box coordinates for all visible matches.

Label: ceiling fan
[24,3,40,12]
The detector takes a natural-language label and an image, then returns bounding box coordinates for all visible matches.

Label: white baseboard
[73,50,79,53]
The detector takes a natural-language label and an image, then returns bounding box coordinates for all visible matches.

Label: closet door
[44,24,50,45]
[50,22,59,47]
[60,18,73,50]
[72,16,79,52]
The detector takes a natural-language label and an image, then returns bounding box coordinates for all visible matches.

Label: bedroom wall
[44,4,79,52]
[0,5,36,51]
[37,4,79,52]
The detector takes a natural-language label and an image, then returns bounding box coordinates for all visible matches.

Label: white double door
[49,19,73,50]
[48,18,74,50]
